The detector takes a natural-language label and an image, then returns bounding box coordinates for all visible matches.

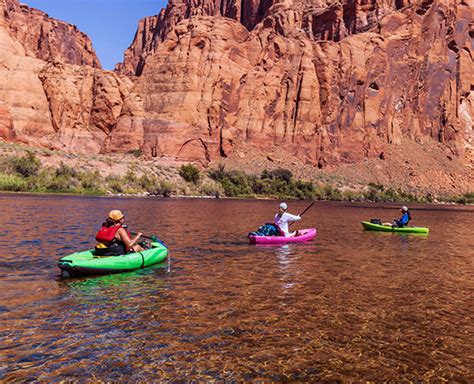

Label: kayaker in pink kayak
[275,202,301,237]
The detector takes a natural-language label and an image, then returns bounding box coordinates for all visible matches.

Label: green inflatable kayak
[361,221,429,234]
[58,241,168,277]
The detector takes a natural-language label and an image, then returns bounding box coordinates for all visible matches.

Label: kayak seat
[94,242,126,256]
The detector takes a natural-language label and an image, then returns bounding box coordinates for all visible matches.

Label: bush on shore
[0,173,28,191]
[206,165,474,204]
[452,192,474,205]
[208,166,316,199]
[0,154,177,195]
[1,152,41,177]
[179,164,200,184]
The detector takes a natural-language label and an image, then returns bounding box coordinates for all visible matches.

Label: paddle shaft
[130,231,155,241]
[122,225,153,240]
[299,201,315,217]
[289,201,315,227]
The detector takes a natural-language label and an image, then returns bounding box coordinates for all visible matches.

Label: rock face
[3,0,100,67]
[116,0,413,77]
[113,0,472,169]
[115,0,275,76]
[0,0,132,152]
[0,0,472,193]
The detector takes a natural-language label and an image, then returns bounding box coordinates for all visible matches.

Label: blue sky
[25,0,168,70]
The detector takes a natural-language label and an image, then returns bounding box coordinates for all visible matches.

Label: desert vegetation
[179,164,200,184]
[0,149,471,204]
[206,165,472,203]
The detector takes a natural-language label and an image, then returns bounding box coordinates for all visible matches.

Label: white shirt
[275,212,301,236]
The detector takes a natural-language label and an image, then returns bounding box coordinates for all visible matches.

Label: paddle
[122,225,161,242]
[289,200,315,227]
[130,231,159,242]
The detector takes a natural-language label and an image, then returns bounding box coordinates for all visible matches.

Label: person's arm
[116,228,142,249]
[286,213,301,222]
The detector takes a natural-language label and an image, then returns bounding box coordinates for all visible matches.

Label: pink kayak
[249,228,317,244]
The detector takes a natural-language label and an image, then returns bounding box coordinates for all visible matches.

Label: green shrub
[128,148,142,158]
[364,184,380,201]
[323,185,342,200]
[380,187,398,202]
[312,184,326,199]
[212,169,252,196]
[208,166,315,198]
[199,183,221,197]
[44,175,79,192]
[152,181,174,197]
[438,192,474,205]
[106,175,125,194]
[9,152,41,177]
[367,182,384,191]
[139,174,157,191]
[262,168,293,183]
[208,163,226,181]
[179,164,200,184]
[457,192,474,205]
[79,170,102,191]
[56,162,78,178]
[124,169,139,184]
[341,190,364,201]
[0,173,28,191]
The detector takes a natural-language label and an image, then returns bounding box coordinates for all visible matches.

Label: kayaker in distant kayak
[275,202,301,237]
[95,210,144,256]
[383,206,411,227]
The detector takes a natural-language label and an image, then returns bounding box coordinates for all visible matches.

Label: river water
[0,194,473,382]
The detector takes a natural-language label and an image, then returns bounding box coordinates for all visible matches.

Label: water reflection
[275,244,295,290]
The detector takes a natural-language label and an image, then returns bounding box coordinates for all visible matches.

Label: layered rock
[116,0,265,76]
[2,0,100,67]
[0,0,131,151]
[0,101,15,141]
[110,0,472,170]
[116,0,417,76]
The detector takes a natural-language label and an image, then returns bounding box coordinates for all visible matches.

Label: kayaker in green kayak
[95,210,144,256]
[383,206,412,227]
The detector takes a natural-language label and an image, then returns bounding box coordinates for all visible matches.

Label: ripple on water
[0,195,473,381]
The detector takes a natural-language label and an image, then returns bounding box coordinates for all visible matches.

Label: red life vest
[95,224,122,246]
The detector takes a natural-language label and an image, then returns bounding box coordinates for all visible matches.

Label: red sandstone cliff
[2,0,100,67]
[0,0,472,194]
[116,0,416,77]
[112,0,472,168]
[0,0,133,152]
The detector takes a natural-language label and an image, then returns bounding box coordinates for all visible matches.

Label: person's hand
[137,232,143,238]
